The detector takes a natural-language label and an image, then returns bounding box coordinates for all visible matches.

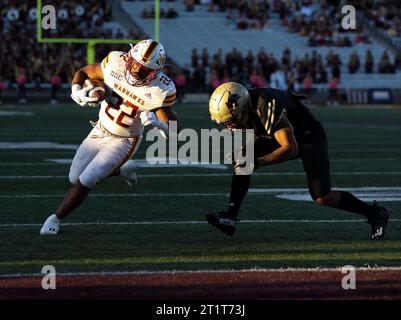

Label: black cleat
[367,201,391,240]
[206,211,237,237]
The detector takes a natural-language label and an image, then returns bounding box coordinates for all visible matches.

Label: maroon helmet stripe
[142,41,158,63]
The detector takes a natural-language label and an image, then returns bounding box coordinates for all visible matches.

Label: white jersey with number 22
[99,51,176,137]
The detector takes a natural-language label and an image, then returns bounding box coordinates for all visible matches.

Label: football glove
[71,84,100,107]
[140,111,168,139]
[140,111,159,127]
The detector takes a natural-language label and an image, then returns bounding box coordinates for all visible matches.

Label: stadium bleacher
[120,0,401,89]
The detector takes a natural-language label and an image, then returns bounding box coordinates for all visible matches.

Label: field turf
[0,102,400,299]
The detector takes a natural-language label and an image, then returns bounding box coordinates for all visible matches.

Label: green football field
[0,103,401,276]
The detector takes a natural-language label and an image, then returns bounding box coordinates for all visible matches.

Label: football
[83,79,106,101]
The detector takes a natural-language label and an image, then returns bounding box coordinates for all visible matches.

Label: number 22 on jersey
[105,92,139,128]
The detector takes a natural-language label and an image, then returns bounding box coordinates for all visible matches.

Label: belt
[90,120,133,139]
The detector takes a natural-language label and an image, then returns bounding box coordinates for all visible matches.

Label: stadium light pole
[36,0,160,64]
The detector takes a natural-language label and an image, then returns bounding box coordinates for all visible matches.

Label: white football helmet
[125,39,166,86]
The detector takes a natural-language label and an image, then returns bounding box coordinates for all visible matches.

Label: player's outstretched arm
[257,116,298,168]
[71,64,104,107]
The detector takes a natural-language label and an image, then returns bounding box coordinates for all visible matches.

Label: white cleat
[120,160,138,187]
[40,214,60,235]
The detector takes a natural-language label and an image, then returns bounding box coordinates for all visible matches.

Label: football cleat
[40,214,60,235]
[206,211,237,237]
[367,201,391,240]
[120,160,138,187]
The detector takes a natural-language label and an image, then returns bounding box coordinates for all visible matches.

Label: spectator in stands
[192,65,207,92]
[185,0,195,12]
[191,48,199,68]
[50,75,61,105]
[249,68,267,88]
[201,48,210,68]
[328,76,339,106]
[303,73,313,97]
[175,71,187,104]
[316,65,328,84]
[0,80,5,104]
[16,67,27,104]
[209,69,222,94]
[166,4,179,19]
[286,69,297,91]
[281,48,291,69]
[237,14,249,30]
[160,8,167,19]
[245,50,255,74]
[348,51,360,74]
[365,50,374,73]
[395,50,401,70]
[270,66,286,90]
[141,7,151,19]
[378,51,395,74]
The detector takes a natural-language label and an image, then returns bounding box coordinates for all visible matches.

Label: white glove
[140,111,159,127]
[71,84,100,107]
[140,111,168,139]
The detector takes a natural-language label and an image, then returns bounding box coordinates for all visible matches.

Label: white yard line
[1,187,401,199]
[0,142,78,150]
[0,172,400,179]
[1,218,401,228]
[0,111,33,116]
[3,267,401,278]
[0,193,225,198]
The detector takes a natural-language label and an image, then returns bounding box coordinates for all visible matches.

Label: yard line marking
[3,267,401,278]
[46,158,228,169]
[252,187,401,202]
[1,172,401,179]
[330,149,401,152]
[1,218,401,228]
[277,195,401,202]
[1,187,401,199]
[0,163,63,166]
[0,142,78,150]
[2,148,401,154]
[0,175,67,179]
[0,193,223,198]
[0,111,33,116]
[249,187,401,193]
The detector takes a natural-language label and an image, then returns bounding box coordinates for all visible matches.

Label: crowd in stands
[175,47,401,99]
[141,4,179,19]
[2,0,401,105]
[351,0,401,38]
[0,0,143,103]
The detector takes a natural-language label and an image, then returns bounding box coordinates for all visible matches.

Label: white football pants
[69,125,142,188]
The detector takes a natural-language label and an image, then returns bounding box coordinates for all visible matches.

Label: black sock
[337,191,379,220]
[227,174,251,218]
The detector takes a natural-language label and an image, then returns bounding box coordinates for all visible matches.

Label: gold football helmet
[209,82,250,129]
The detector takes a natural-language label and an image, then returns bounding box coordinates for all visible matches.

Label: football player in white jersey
[40,39,181,235]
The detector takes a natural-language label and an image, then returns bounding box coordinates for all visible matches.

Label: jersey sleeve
[101,51,124,75]
[257,92,287,136]
[161,82,177,107]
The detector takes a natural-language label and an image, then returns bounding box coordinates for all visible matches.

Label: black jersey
[246,87,318,143]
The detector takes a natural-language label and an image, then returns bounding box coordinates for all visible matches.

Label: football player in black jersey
[206,82,391,240]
